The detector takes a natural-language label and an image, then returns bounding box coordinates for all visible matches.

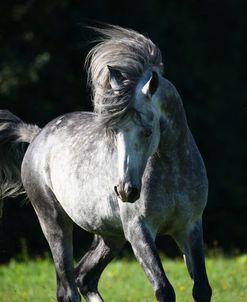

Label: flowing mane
[85,25,163,126]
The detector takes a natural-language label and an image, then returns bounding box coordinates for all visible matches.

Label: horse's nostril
[114,185,119,197]
[128,187,140,202]
[114,183,140,202]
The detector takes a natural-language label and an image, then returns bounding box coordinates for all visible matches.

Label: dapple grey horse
[0,25,212,302]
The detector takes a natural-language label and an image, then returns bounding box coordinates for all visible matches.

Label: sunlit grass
[0,255,246,301]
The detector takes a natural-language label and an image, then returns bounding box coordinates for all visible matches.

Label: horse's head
[110,67,161,203]
[86,26,164,203]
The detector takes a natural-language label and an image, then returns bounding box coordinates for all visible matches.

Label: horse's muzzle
[114,182,140,203]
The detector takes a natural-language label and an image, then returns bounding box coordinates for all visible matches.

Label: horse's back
[21,111,95,185]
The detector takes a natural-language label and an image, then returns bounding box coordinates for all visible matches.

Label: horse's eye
[143,128,153,137]
[115,70,125,81]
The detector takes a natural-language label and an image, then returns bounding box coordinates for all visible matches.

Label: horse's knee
[193,282,212,302]
[155,283,176,302]
[57,283,81,302]
[75,275,103,302]
[75,273,86,294]
[75,273,95,296]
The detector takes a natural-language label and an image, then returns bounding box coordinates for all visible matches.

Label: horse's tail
[0,110,41,218]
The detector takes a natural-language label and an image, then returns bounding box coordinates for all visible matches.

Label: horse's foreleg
[75,234,125,302]
[28,185,80,302]
[174,221,212,302]
[124,217,175,302]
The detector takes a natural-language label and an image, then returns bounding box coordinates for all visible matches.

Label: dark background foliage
[0,0,246,262]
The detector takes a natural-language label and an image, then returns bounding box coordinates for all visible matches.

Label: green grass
[0,255,246,302]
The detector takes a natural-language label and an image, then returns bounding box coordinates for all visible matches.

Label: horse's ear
[107,65,124,91]
[142,71,159,99]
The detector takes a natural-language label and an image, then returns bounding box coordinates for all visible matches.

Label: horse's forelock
[85,25,163,127]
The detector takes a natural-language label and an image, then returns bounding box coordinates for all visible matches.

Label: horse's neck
[155,77,192,163]
[158,102,191,166]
